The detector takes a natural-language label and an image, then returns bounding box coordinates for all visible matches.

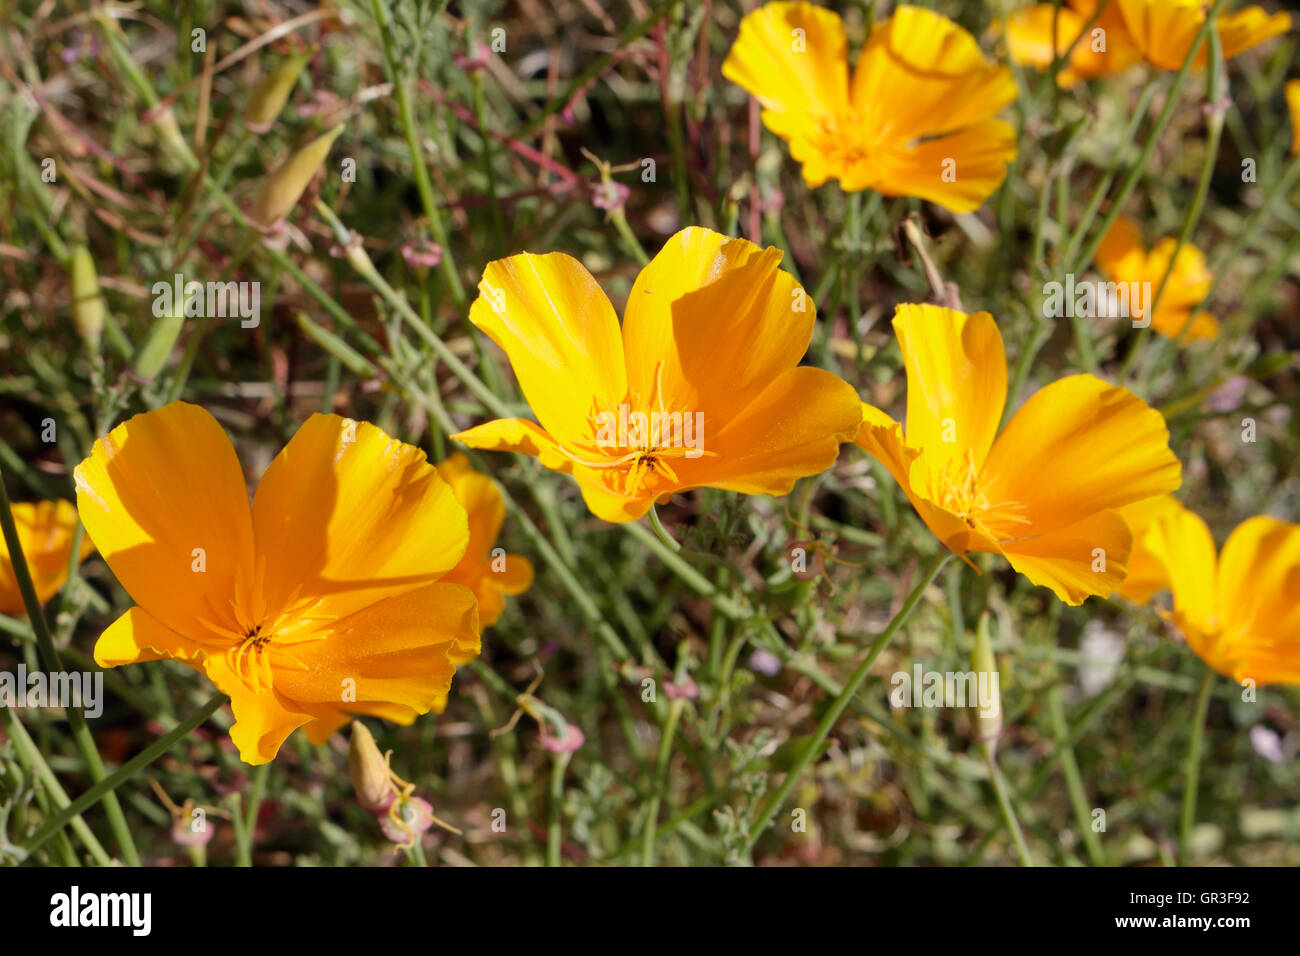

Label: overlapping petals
[1116,0,1290,72]
[723,3,1016,212]
[453,227,863,523]
[75,402,481,764]
[855,304,1181,605]
[437,453,534,627]
[1120,501,1300,687]
[1006,0,1142,87]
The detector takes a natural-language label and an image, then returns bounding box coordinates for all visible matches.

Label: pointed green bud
[67,244,104,356]
[970,611,1002,757]
[244,49,316,134]
[249,124,344,229]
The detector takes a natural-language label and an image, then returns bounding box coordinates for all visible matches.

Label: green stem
[1179,666,1216,863]
[547,751,572,866]
[1048,685,1105,866]
[19,694,225,861]
[1064,0,1227,282]
[641,697,685,866]
[0,470,140,865]
[2,707,113,865]
[743,551,950,851]
[987,749,1035,866]
[369,0,466,308]
[236,763,271,867]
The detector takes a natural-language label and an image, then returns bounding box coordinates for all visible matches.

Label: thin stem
[19,694,225,861]
[368,0,466,307]
[0,471,140,866]
[547,751,572,866]
[987,750,1035,866]
[1048,685,1105,866]
[641,697,685,866]
[1179,666,1216,863]
[236,762,271,866]
[743,551,950,851]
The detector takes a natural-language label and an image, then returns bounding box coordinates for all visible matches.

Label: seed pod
[248,124,344,229]
[133,285,190,380]
[970,611,1002,756]
[348,721,395,812]
[244,49,315,134]
[67,244,104,355]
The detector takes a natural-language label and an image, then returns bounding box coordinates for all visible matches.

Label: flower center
[554,361,712,496]
[927,450,1030,545]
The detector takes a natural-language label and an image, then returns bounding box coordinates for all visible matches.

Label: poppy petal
[982,374,1181,538]
[74,402,256,643]
[469,251,627,442]
[252,414,468,623]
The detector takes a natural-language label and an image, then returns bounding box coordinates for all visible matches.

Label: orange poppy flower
[1096,215,1218,342]
[1119,500,1300,686]
[75,402,481,764]
[855,304,1182,605]
[1006,0,1142,87]
[436,453,533,627]
[0,501,94,615]
[1115,0,1289,72]
[722,3,1017,213]
[452,227,863,523]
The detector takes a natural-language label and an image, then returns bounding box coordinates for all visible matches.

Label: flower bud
[132,284,189,381]
[348,721,395,812]
[244,49,315,134]
[970,611,1002,757]
[248,124,344,229]
[67,244,104,355]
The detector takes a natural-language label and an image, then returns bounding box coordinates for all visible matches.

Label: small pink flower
[749,649,781,677]
[379,796,435,843]
[539,722,585,754]
[402,239,444,269]
[171,817,216,848]
[592,180,630,212]
[664,677,698,700]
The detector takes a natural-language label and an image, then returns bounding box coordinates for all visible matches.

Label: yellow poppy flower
[1006,0,1142,87]
[0,500,94,615]
[1115,0,1290,72]
[855,304,1181,605]
[721,3,1017,213]
[1096,215,1218,342]
[1287,79,1300,155]
[436,453,534,627]
[451,227,863,523]
[75,402,481,764]
[1114,493,1188,602]
[1123,506,1300,687]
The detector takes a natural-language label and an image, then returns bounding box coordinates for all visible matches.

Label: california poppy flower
[1114,493,1188,602]
[0,501,94,615]
[722,3,1017,213]
[855,304,1181,605]
[436,453,533,627]
[452,227,863,523]
[1119,503,1300,686]
[1115,0,1289,71]
[75,402,481,764]
[1006,0,1142,87]
[1096,215,1218,342]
